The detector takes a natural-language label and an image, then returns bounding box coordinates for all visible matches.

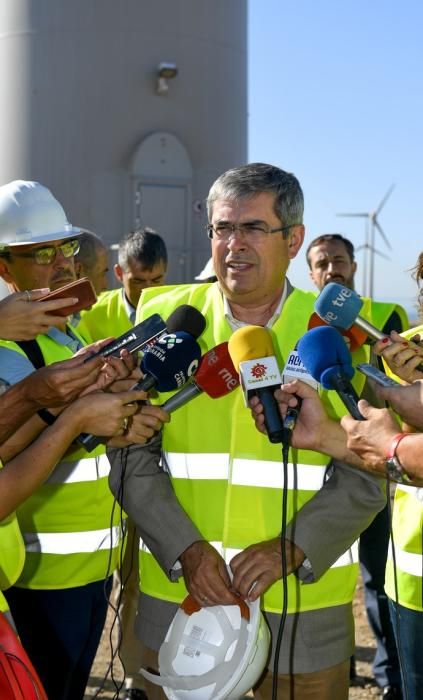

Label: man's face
[0,238,77,292]
[308,240,357,291]
[86,248,109,295]
[114,257,167,307]
[211,192,304,307]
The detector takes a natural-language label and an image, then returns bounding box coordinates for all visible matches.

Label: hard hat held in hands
[141,594,270,700]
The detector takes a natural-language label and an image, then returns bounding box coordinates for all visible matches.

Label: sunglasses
[7,239,80,266]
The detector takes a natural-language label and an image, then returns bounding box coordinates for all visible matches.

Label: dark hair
[74,230,106,272]
[206,162,303,226]
[305,234,355,268]
[118,228,168,271]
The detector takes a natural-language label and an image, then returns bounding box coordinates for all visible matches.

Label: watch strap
[385,432,412,483]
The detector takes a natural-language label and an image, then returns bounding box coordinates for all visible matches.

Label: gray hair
[206,162,304,226]
[75,230,107,272]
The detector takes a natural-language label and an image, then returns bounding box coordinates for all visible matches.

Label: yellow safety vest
[0,461,25,612]
[136,283,372,614]
[367,299,408,334]
[384,323,423,611]
[76,288,132,343]
[0,330,125,590]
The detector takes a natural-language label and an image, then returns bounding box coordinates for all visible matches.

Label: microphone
[228,326,286,444]
[308,311,368,352]
[315,283,423,374]
[83,304,206,361]
[297,325,365,420]
[77,324,204,452]
[83,313,166,361]
[131,331,201,393]
[161,342,239,413]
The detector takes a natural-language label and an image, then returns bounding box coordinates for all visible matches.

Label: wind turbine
[337,184,394,297]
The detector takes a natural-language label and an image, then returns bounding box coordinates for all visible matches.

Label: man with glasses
[0,180,168,700]
[109,163,386,699]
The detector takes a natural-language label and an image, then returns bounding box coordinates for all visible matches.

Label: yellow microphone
[228,326,285,444]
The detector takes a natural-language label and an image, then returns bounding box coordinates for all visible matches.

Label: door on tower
[131,132,193,284]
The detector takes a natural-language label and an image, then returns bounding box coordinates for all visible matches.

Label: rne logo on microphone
[218,367,238,390]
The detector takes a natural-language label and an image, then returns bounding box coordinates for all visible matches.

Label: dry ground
[85,575,382,699]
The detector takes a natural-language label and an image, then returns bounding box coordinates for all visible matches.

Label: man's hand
[179,541,240,607]
[66,390,147,437]
[25,354,104,408]
[341,400,401,472]
[107,402,170,446]
[373,380,423,432]
[230,538,305,602]
[0,289,80,340]
[250,379,331,452]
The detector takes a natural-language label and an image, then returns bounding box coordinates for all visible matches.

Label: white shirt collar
[222,279,288,331]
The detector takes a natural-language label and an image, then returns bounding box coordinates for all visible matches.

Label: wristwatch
[385,433,413,484]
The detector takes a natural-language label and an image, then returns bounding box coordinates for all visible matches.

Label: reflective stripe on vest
[24,524,124,554]
[45,453,110,485]
[165,452,328,491]
[136,283,371,614]
[385,473,423,611]
[0,335,125,590]
[140,539,359,569]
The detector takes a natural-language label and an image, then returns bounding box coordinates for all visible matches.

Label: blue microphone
[133,331,201,392]
[297,325,364,420]
[314,282,385,341]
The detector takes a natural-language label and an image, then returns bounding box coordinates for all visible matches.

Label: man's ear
[287,225,305,260]
[0,257,14,285]
[114,263,123,284]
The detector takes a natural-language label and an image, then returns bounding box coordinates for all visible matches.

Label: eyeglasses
[206,222,298,241]
[8,239,80,266]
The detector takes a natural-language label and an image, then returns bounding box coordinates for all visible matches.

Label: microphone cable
[92,446,131,700]
[271,440,292,700]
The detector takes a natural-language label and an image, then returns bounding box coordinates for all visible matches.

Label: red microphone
[161,342,239,412]
[307,312,367,352]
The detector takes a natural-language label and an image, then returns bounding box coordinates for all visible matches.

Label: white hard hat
[141,595,270,700]
[0,180,81,250]
[195,257,216,281]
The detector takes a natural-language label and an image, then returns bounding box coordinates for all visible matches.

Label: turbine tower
[337,184,394,297]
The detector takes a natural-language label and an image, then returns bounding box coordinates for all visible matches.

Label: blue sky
[248,0,423,317]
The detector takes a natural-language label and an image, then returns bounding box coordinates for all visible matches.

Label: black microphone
[297,326,365,420]
[77,330,202,452]
[83,304,206,361]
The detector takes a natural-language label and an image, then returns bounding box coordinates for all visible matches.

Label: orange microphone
[307,312,367,352]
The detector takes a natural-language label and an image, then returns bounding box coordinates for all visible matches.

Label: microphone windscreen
[297,326,355,389]
[308,311,367,352]
[166,304,206,339]
[141,331,201,392]
[314,283,364,330]
[194,342,239,398]
[228,326,275,371]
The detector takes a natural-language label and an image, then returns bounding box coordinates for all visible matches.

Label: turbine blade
[336,212,368,218]
[375,183,395,216]
[374,220,392,250]
[367,245,390,260]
